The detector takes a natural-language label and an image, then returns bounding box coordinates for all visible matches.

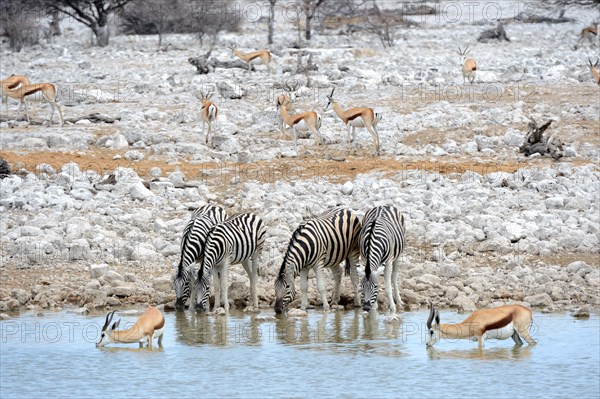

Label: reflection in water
[427,345,533,361]
[98,346,165,354]
[174,311,228,346]
[1,311,598,398]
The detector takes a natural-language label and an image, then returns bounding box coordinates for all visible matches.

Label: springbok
[275,83,297,136]
[589,58,600,85]
[457,46,477,85]
[195,90,218,148]
[426,303,536,350]
[229,45,274,74]
[325,87,382,155]
[279,100,323,151]
[575,21,598,49]
[96,307,165,349]
[3,82,64,127]
[1,75,30,110]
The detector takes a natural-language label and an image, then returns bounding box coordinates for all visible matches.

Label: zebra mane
[278,223,307,277]
[175,219,197,278]
[197,224,219,281]
[362,217,379,278]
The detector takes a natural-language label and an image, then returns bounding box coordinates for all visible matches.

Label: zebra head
[425,302,441,347]
[173,265,191,311]
[361,272,378,312]
[274,273,295,314]
[194,266,212,312]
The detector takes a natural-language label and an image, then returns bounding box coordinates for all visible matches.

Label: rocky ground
[0,1,598,316]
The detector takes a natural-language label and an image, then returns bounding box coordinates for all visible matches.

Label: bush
[120,0,240,43]
[0,1,49,51]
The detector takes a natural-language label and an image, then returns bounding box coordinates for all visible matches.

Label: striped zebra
[274,207,361,314]
[173,205,227,310]
[360,205,406,313]
[194,212,266,313]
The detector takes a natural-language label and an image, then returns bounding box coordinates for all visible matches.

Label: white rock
[111,135,129,150]
[341,181,354,195]
[130,182,155,200]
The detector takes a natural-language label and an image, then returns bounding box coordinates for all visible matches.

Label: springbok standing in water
[426,303,537,350]
[96,307,165,349]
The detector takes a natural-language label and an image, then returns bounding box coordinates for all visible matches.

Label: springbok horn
[426,302,435,329]
[590,58,594,68]
[102,310,116,331]
[330,87,335,98]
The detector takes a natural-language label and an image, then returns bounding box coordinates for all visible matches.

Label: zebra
[360,205,406,313]
[274,207,361,314]
[194,212,266,313]
[173,204,227,310]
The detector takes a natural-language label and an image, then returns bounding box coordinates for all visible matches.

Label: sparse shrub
[120,0,240,46]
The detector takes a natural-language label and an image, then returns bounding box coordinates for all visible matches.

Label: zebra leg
[213,267,221,310]
[241,259,254,310]
[221,262,230,313]
[392,259,403,310]
[314,266,330,311]
[251,253,260,308]
[384,262,396,313]
[300,268,309,310]
[348,255,361,307]
[330,265,342,306]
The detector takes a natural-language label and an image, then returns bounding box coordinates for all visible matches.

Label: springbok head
[96,310,121,347]
[324,87,336,112]
[457,46,471,63]
[425,303,441,347]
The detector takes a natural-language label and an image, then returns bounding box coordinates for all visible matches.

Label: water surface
[1,310,598,398]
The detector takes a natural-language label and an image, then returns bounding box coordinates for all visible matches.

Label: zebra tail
[344,258,350,277]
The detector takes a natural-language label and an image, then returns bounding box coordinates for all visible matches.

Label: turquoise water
[1,310,598,398]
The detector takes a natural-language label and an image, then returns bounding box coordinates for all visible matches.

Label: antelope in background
[229,44,274,74]
[275,83,297,137]
[2,80,64,127]
[1,75,30,110]
[426,303,537,350]
[458,46,477,85]
[195,90,218,148]
[278,98,323,151]
[325,87,382,155]
[589,58,600,85]
[575,20,598,49]
[96,307,165,349]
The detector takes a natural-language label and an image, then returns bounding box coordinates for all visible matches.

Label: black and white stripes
[274,208,361,313]
[194,212,266,312]
[173,205,227,310]
[360,205,406,313]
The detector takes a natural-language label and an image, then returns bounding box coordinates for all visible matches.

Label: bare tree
[268,0,276,45]
[547,0,599,6]
[364,1,396,48]
[121,0,240,48]
[47,0,132,47]
[302,0,328,41]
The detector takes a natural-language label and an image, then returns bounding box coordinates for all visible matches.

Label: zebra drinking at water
[274,208,362,313]
[360,205,406,313]
[194,212,266,313]
[173,204,227,310]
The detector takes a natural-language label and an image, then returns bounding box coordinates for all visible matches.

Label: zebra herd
[172,204,406,313]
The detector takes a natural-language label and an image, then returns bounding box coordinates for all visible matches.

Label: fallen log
[188,56,253,74]
[478,23,510,43]
[519,119,564,160]
[0,113,120,125]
